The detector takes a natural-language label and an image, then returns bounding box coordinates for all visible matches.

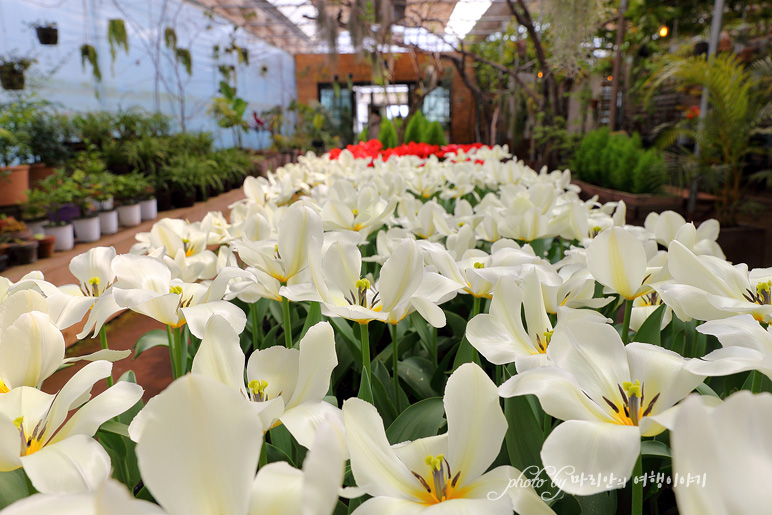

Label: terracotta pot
[8,240,38,266]
[45,223,75,251]
[117,203,142,227]
[0,165,29,206]
[28,163,55,188]
[99,210,119,235]
[36,235,56,259]
[73,216,101,243]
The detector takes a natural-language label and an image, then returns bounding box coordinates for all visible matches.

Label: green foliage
[160,153,219,197]
[424,121,447,146]
[208,81,248,146]
[80,44,101,82]
[650,53,772,224]
[26,113,74,166]
[404,111,426,143]
[112,172,151,204]
[72,112,115,149]
[164,27,177,50]
[175,48,192,76]
[107,19,129,62]
[378,118,398,149]
[571,128,666,194]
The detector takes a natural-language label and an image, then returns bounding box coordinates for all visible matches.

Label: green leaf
[398,357,438,399]
[359,368,374,404]
[641,440,671,458]
[504,395,544,472]
[99,420,130,438]
[329,317,362,364]
[695,382,721,398]
[386,397,445,445]
[445,311,467,339]
[0,469,30,509]
[133,329,169,359]
[264,443,295,467]
[452,339,481,371]
[299,302,322,341]
[632,304,666,346]
[575,490,617,515]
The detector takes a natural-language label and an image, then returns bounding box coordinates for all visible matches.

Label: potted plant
[0,215,31,241]
[92,172,118,235]
[27,112,74,186]
[33,232,55,259]
[113,172,149,227]
[70,169,101,243]
[20,188,48,234]
[34,22,58,45]
[0,57,33,91]
[38,171,77,251]
[159,153,216,207]
[7,238,38,266]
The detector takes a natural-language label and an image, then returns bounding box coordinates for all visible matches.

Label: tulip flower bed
[1,143,770,514]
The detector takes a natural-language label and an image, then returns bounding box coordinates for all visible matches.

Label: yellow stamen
[12,416,23,430]
[355,278,371,290]
[352,208,359,216]
[169,285,183,295]
[88,277,100,285]
[248,379,269,401]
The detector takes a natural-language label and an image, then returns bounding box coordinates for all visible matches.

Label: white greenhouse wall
[0,0,297,148]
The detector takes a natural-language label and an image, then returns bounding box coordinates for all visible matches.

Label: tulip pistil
[412,454,461,503]
[535,330,553,353]
[346,278,381,309]
[744,281,772,306]
[14,416,48,457]
[600,381,660,426]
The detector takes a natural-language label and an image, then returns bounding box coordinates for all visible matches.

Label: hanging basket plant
[35,22,59,45]
[107,19,129,62]
[80,44,102,82]
[0,57,33,91]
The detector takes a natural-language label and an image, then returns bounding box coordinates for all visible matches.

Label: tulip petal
[541,420,640,495]
[586,227,647,299]
[0,312,64,389]
[249,462,303,515]
[446,363,507,487]
[21,435,110,494]
[182,301,247,340]
[379,240,423,313]
[342,398,422,500]
[135,374,263,515]
[191,314,246,395]
[287,321,337,409]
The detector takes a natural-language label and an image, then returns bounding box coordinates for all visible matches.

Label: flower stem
[751,370,763,394]
[250,302,260,351]
[622,298,633,345]
[281,296,292,348]
[472,296,482,318]
[166,325,179,379]
[390,323,400,411]
[99,326,114,388]
[632,453,643,515]
[360,322,372,400]
[176,326,186,377]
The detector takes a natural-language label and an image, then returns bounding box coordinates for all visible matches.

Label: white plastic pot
[139,198,158,221]
[44,223,74,252]
[73,216,101,243]
[117,203,142,227]
[99,210,119,235]
[100,197,114,211]
[25,219,47,236]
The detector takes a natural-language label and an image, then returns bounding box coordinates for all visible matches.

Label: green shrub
[404,111,426,143]
[425,121,447,146]
[571,128,666,194]
[378,118,398,149]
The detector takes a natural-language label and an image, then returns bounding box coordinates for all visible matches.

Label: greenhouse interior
[1,0,772,513]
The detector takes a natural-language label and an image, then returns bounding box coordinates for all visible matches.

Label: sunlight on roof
[445,0,492,39]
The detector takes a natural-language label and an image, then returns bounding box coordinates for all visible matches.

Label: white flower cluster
[1,145,770,514]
